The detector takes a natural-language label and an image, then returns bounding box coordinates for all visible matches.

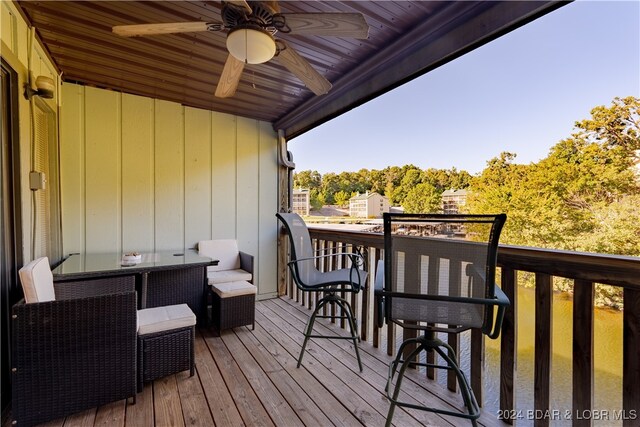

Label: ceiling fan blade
[226,0,252,13]
[112,22,211,37]
[215,54,245,98]
[282,13,369,39]
[276,41,332,96]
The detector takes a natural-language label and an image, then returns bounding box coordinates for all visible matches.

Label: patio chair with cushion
[12,257,137,427]
[276,212,368,371]
[198,239,256,335]
[375,213,509,427]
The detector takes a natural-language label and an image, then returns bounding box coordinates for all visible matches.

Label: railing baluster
[447,259,462,392]
[500,267,517,424]
[573,279,594,426]
[623,288,640,427]
[534,273,552,427]
[322,240,329,317]
[373,248,382,348]
[359,246,370,342]
[340,242,348,329]
[470,328,484,406]
[426,250,440,380]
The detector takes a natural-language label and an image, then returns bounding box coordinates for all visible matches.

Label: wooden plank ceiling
[16,0,567,138]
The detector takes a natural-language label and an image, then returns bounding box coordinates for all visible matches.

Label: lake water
[465,287,624,426]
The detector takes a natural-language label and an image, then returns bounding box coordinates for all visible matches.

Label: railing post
[572,280,594,426]
[499,267,517,424]
[623,288,640,427]
[534,273,552,427]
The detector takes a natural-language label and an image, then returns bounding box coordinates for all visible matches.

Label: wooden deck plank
[192,330,245,426]
[233,326,337,427]
[153,376,185,427]
[126,385,154,427]
[253,307,382,426]
[220,330,305,427]
[255,302,398,426]
[93,399,125,427]
[38,419,65,427]
[203,330,276,427]
[62,408,95,427]
[244,321,363,427]
[175,368,214,427]
[274,296,504,427]
[266,298,460,427]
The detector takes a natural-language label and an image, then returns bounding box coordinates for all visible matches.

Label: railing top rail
[307,227,640,289]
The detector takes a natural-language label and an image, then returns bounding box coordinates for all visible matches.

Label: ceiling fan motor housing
[222,1,275,29]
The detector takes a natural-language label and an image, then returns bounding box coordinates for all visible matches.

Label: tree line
[294,96,639,307]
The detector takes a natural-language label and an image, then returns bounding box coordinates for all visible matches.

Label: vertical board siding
[236,117,260,285]
[84,87,121,253]
[184,108,212,249]
[211,112,237,239]
[122,93,155,252]
[60,84,85,254]
[59,83,278,296]
[154,100,184,251]
[258,121,278,298]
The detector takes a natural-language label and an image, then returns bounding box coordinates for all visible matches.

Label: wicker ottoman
[137,304,196,391]
[211,281,256,336]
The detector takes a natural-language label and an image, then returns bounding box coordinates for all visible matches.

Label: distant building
[441,189,467,214]
[292,188,310,216]
[349,191,389,218]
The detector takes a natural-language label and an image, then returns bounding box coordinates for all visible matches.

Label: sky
[288,0,640,176]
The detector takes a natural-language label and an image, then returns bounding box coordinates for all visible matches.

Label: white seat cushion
[211,281,257,298]
[207,268,252,284]
[19,257,55,303]
[137,304,196,335]
[198,239,241,271]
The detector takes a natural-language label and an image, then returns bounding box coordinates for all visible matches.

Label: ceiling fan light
[227,27,276,65]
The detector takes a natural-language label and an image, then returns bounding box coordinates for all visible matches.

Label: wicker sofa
[12,257,137,427]
[198,240,256,335]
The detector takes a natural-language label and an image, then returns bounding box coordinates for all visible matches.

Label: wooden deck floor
[33,297,506,427]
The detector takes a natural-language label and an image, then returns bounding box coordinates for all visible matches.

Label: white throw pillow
[19,257,55,303]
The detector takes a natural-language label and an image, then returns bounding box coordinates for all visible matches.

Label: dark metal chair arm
[486,284,510,339]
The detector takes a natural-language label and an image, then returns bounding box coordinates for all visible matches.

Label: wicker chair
[276,212,368,371]
[375,213,509,426]
[198,239,256,335]
[12,257,137,427]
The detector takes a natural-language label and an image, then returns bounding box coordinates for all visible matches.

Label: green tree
[309,189,324,210]
[403,183,441,213]
[333,190,352,208]
[321,173,340,204]
[293,170,321,190]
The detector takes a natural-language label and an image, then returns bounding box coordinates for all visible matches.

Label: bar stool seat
[137,304,196,391]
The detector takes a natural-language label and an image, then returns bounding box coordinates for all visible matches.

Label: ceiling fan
[112,0,370,98]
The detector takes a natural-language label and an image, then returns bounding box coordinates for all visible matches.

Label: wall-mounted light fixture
[24,75,55,100]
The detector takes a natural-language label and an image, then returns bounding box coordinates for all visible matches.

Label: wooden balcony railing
[280,227,640,427]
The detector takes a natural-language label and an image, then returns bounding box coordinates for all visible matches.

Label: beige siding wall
[1,1,60,264]
[59,84,279,299]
